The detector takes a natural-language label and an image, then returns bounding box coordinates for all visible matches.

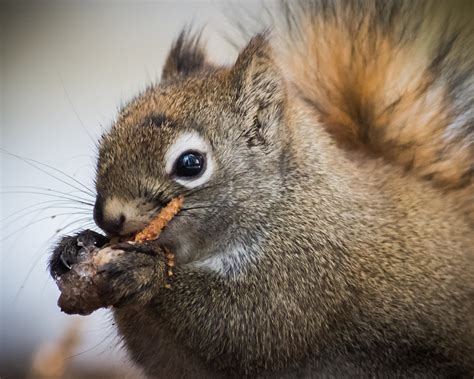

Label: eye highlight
[165,131,215,189]
[174,151,205,178]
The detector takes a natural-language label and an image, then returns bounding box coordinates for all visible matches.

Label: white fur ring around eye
[165,131,214,188]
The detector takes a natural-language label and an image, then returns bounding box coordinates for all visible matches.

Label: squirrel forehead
[116,72,235,131]
[95,70,244,195]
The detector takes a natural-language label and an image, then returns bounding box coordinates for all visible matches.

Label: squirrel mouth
[106,196,184,245]
[133,196,184,244]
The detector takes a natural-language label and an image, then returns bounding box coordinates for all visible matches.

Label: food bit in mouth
[134,196,184,243]
[133,196,182,289]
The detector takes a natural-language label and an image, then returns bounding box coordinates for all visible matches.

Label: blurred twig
[28,319,83,379]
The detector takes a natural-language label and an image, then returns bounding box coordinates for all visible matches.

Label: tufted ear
[161,29,208,81]
[231,34,286,146]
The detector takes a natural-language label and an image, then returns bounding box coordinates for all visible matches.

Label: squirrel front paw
[49,230,166,315]
[49,229,110,279]
[94,242,167,308]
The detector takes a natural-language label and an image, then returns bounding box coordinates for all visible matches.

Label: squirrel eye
[174,151,205,178]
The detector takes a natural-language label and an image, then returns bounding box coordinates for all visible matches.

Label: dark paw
[50,232,165,314]
[49,230,109,279]
[94,245,166,308]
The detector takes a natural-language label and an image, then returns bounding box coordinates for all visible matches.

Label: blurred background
[1,1,257,377]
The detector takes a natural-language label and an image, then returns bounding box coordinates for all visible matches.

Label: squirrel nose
[93,195,126,235]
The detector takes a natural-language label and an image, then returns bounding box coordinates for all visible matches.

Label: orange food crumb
[134,196,184,243]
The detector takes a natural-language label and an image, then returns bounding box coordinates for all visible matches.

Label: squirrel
[49,0,474,377]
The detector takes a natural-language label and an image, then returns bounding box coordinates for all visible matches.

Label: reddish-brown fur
[51,1,474,377]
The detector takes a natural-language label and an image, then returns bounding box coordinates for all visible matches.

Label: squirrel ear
[231,34,286,145]
[161,29,207,81]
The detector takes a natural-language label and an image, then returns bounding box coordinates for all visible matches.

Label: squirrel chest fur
[50,0,474,377]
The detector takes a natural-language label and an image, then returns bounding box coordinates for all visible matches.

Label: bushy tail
[268,0,473,214]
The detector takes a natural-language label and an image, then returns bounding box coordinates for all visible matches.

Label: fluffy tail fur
[264,0,474,216]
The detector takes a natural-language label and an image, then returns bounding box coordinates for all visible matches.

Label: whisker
[58,73,97,145]
[54,217,95,236]
[14,249,53,303]
[181,205,229,211]
[1,149,95,196]
[1,191,94,206]
[11,213,94,303]
[173,213,202,220]
[66,329,117,360]
[2,204,92,226]
[149,180,174,203]
[2,185,95,201]
[2,212,93,242]
[1,199,91,223]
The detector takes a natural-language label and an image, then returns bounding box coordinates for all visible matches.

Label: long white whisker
[1,149,95,196]
[1,191,94,206]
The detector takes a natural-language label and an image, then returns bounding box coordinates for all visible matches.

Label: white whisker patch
[190,244,259,280]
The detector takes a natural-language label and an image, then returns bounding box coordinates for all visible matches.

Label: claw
[60,253,72,270]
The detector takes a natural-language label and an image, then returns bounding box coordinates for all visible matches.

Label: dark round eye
[174,151,205,178]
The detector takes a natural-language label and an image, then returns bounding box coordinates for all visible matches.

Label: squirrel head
[94,31,290,264]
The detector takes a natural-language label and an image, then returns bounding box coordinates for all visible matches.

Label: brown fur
[273,0,474,218]
[58,0,474,377]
